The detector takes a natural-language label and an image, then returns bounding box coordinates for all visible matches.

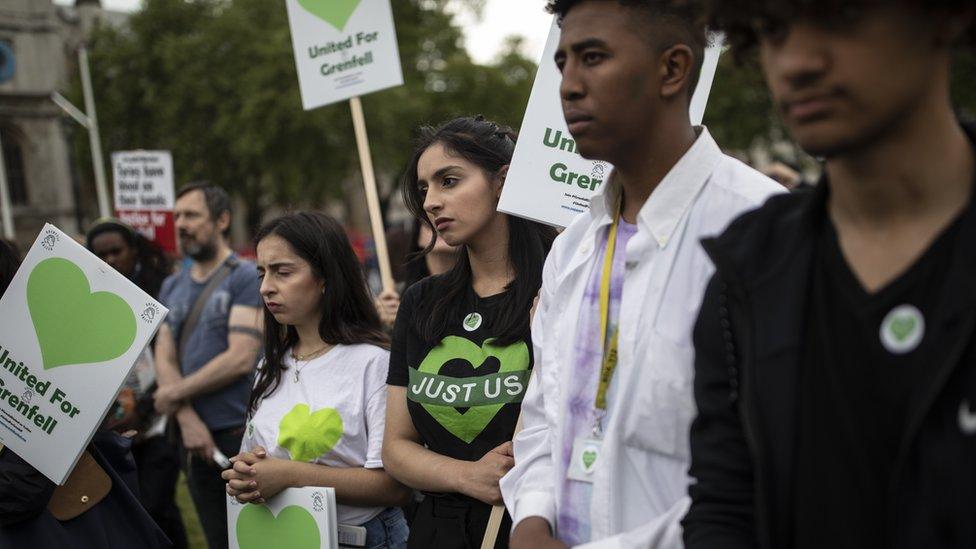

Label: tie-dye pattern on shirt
[556,220,637,546]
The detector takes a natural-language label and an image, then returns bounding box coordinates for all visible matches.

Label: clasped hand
[222,446,293,503]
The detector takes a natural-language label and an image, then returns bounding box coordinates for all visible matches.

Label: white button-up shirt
[500,128,783,548]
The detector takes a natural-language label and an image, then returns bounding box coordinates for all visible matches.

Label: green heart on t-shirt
[418,336,529,443]
[237,504,320,549]
[277,404,343,462]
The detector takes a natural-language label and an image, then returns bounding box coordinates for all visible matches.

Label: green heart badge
[237,504,320,549]
[581,449,598,472]
[463,312,482,331]
[297,0,362,31]
[880,304,925,354]
[278,403,344,462]
[416,336,529,444]
[27,258,137,370]
[889,317,916,342]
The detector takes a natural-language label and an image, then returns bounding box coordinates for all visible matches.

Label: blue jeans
[360,507,409,549]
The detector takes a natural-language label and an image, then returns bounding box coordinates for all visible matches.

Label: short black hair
[705,0,976,56]
[176,182,232,236]
[547,0,708,97]
[86,217,138,250]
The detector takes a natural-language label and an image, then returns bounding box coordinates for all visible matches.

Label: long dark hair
[247,212,389,415]
[400,116,557,346]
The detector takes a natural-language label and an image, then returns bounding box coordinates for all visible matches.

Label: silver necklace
[290,344,331,382]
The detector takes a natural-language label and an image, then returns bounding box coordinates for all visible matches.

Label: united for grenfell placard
[285,0,404,110]
[0,224,167,484]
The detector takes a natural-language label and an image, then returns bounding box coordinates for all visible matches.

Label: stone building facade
[0,0,127,246]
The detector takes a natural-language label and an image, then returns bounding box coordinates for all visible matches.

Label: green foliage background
[70,1,976,238]
[71,0,536,237]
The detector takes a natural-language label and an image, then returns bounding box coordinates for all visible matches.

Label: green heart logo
[278,403,343,462]
[418,336,529,443]
[237,504,320,549]
[296,0,362,31]
[27,258,136,370]
[889,316,917,342]
[581,449,597,471]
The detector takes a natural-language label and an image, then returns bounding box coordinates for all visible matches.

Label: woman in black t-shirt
[383,116,556,548]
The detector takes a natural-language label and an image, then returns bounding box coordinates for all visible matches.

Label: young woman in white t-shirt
[222,212,411,547]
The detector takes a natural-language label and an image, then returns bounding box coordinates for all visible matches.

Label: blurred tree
[70,0,536,239]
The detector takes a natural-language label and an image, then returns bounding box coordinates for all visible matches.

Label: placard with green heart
[278,403,344,462]
[297,0,361,31]
[26,258,137,370]
[236,504,320,549]
[416,336,530,444]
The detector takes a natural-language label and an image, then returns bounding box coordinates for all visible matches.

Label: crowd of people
[1,0,975,547]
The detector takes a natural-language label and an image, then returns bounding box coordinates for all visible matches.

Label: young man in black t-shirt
[685,2,976,548]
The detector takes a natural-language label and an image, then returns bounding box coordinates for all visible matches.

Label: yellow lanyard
[595,208,622,412]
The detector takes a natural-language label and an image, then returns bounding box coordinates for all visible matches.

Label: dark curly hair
[547,0,709,98]
[704,0,976,57]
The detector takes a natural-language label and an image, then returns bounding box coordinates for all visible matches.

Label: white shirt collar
[588,126,724,248]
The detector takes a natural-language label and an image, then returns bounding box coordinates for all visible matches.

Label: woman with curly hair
[686,2,976,548]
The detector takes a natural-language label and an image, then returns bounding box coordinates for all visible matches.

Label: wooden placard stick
[481,295,543,548]
[481,410,527,549]
[349,95,395,293]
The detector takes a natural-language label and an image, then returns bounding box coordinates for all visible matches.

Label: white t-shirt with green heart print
[242,343,389,526]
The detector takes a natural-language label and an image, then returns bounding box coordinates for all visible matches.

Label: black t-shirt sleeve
[387,281,422,386]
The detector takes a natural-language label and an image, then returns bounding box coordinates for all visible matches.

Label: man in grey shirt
[154,183,263,548]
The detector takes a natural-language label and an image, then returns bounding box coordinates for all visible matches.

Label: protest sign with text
[0,224,167,484]
[285,0,403,110]
[113,150,176,254]
[285,0,403,291]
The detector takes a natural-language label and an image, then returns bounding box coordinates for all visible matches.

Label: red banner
[116,209,176,255]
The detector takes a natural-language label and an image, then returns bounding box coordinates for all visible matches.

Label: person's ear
[658,44,696,101]
[215,211,231,237]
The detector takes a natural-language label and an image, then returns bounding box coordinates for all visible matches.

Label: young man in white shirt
[501,1,782,548]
